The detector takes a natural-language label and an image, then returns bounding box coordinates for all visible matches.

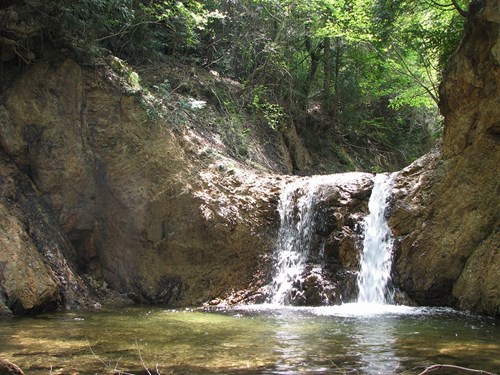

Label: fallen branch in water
[418,364,496,375]
[87,340,134,375]
[87,338,161,375]
[135,337,153,375]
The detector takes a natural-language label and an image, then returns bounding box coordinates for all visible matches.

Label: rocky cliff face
[0,56,376,314]
[0,0,498,316]
[389,0,499,315]
[0,58,285,313]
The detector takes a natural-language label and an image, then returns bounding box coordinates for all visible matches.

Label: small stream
[0,306,498,374]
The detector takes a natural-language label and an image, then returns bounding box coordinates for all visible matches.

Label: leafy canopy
[38,0,469,170]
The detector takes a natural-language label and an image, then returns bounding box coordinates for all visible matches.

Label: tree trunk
[299,31,322,111]
[322,37,333,119]
[331,37,343,130]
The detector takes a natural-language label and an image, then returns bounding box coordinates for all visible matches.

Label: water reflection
[0,306,498,374]
[273,320,309,374]
[251,305,400,374]
[350,316,399,373]
[266,309,348,374]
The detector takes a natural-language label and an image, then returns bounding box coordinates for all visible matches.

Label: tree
[19,0,470,171]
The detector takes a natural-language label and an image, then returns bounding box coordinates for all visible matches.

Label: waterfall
[356,173,395,304]
[267,177,328,305]
[265,173,396,307]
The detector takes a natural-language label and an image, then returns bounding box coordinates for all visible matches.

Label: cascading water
[267,177,328,305]
[266,172,396,307]
[356,173,395,304]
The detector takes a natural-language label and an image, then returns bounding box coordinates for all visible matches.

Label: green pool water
[0,304,498,374]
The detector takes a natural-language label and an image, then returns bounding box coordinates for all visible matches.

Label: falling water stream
[1,174,499,374]
[267,177,325,304]
[267,173,397,306]
[357,173,395,304]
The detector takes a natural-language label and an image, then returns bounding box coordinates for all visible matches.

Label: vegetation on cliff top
[0,0,470,173]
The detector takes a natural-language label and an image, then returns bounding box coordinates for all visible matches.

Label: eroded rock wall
[389,0,499,315]
[0,58,283,311]
[0,153,98,314]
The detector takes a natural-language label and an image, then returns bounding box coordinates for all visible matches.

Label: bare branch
[391,46,439,104]
[418,364,496,375]
[87,339,135,375]
[135,337,152,375]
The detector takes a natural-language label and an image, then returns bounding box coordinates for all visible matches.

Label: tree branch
[424,0,455,10]
[260,3,282,24]
[418,364,495,375]
[391,46,439,104]
[451,0,468,17]
[423,0,467,16]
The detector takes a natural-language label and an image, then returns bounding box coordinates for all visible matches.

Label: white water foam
[267,177,326,305]
[266,174,367,304]
[237,303,423,317]
[357,173,396,305]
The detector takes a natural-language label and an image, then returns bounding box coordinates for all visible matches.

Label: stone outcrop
[0,58,282,311]
[389,0,499,315]
[0,153,98,314]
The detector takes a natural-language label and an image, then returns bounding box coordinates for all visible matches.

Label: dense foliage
[17,0,470,171]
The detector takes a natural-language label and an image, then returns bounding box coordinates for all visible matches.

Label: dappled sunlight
[3,307,498,374]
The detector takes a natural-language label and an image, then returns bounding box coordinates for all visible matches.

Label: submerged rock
[0,359,25,375]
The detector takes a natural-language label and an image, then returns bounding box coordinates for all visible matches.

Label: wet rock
[0,288,13,316]
[298,267,339,306]
[0,202,60,313]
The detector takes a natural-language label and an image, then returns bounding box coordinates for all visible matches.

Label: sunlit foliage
[39,0,469,170]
